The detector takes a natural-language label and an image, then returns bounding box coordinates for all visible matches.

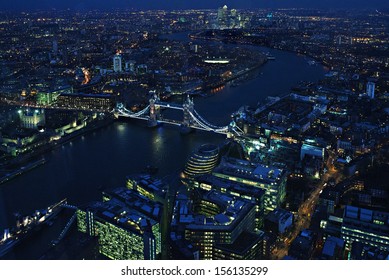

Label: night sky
[0,0,388,11]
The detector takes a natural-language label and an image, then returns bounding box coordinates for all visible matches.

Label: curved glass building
[183,144,220,179]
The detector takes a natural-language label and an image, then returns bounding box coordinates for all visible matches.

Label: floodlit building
[213,157,287,213]
[113,54,122,73]
[183,144,220,179]
[171,190,265,260]
[189,174,265,231]
[77,188,162,260]
[56,93,115,111]
[366,81,375,99]
[19,108,45,129]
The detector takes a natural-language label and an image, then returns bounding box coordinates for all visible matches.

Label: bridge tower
[149,93,160,127]
[181,95,194,133]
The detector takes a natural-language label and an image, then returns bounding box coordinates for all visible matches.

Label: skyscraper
[367,81,375,99]
[52,39,58,56]
[217,5,229,29]
[113,54,122,73]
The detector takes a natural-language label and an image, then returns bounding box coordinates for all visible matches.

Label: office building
[300,143,325,161]
[213,157,287,213]
[366,81,375,99]
[171,190,264,260]
[217,5,229,29]
[113,54,122,73]
[37,87,73,106]
[320,236,345,260]
[190,174,265,231]
[341,206,389,252]
[126,173,168,204]
[183,144,220,179]
[288,230,317,260]
[265,208,294,236]
[77,188,162,260]
[56,93,115,111]
[349,242,389,260]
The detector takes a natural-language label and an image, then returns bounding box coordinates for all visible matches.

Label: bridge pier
[181,95,194,133]
[149,94,161,127]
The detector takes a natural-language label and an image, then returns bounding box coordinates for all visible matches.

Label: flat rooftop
[213,157,285,185]
[174,189,255,230]
[266,208,293,224]
[196,174,265,199]
[82,194,159,235]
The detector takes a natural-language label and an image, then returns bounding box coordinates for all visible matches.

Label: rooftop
[173,189,255,231]
[266,208,294,224]
[213,157,286,185]
[81,195,159,236]
[127,174,168,199]
[109,187,162,218]
[196,174,266,199]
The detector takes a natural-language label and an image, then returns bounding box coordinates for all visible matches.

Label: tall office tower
[217,5,229,29]
[113,54,122,73]
[52,39,58,56]
[366,81,375,99]
[230,9,238,28]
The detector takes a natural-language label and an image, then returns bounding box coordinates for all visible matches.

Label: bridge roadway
[151,117,229,135]
[115,101,230,135]
[117,112,229,135]
[156,101,183,111]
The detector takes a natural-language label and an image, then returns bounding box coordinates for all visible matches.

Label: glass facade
[183,144,220,179]
[95,220,146,260]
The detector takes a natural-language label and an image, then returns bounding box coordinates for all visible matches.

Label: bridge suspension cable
[189,110,229,133]
[192,109,229,130]
[115,101,243,136]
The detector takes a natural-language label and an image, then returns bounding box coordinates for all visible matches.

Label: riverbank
[190,31,331,69]
[203,58,268,93]
[0,157,46,185]
[0,116,114,185]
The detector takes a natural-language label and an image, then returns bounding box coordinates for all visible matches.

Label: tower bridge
[115,94,243,136]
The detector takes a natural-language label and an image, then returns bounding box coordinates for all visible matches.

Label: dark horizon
[0,0,388,12]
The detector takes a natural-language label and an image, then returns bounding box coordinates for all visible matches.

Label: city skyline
[0,0,389,11]
[0,4,388,261]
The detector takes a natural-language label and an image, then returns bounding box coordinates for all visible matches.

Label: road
[272,151,343,259]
